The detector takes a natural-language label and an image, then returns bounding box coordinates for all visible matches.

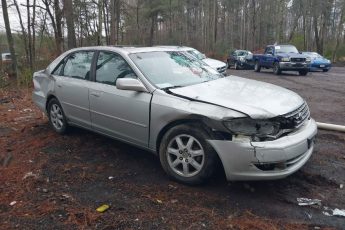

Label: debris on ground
[9,201,17,206]
[96,204,110,213]
[323,207,345,217]
[297,198,322,206]
[22,171,39,180]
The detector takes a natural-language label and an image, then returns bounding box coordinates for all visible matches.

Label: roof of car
[155,46,194,51]
[66,46,185,55]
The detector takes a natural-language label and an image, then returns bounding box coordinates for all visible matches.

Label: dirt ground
[0,67,344,229]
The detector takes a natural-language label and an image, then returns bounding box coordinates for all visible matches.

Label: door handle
[90,92,101,97]
[57,84,62,88]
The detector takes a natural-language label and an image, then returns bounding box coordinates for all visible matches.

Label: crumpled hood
[202,58,226,69]
[170,76,304,119]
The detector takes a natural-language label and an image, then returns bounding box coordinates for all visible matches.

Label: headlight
[306,57,311,62]
[326,59,331,63]
[239,57,245,62]
[281,57,290,62]
[223,118,280,137]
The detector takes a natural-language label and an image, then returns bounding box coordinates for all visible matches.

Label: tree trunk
[1,0,18,77]
[332,2,345,62]
[54,0,63,53]
[13,0,29,66]
[27,0,33,70]
[110,0,117,44]
[65,0,77,49]
[32,0,36,68]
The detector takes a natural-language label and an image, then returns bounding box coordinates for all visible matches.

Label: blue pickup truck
[253,44,310,76]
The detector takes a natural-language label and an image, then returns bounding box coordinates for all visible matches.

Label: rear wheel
[47,98,68,134]
[273,62,281,75]
[299,70,308,76]
[254,61,261,72]
[159,124,217,185]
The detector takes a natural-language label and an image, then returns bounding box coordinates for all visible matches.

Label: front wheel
[234,62,239,70]
[299,70,308,76]
[159,124,218,185]
[322,69,329,72]
[254,61,261,72]
[273,62,281,75]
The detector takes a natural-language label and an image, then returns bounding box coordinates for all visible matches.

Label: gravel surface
[0,68,344,229]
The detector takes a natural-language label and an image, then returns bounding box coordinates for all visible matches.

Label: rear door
[88,51,152,147]
[54,51,95,128]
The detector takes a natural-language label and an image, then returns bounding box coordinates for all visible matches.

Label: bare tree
[64,0,77,48]
[2,0,18,76]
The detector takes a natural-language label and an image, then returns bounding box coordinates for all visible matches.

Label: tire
[299,70,308,76]
[273,62,281,75]
[234,62,239,70]
[322,69,329,72]
[47,98,68,134]
[254,61,261,72]
[159,124,218,185]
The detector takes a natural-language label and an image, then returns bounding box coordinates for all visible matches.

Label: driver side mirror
[116,78,148,92]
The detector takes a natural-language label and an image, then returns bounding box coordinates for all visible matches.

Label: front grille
[283,102,310,128]
[291,57,306,63]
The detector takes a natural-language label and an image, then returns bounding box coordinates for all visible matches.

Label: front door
[88,51,152,147]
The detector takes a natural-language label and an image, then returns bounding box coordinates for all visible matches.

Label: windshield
[237,51,249,56]
[187,49,205,60]
[275,45,299,54]
[129,51,222,89]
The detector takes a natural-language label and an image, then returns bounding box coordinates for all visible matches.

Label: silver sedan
[32,46,317,185]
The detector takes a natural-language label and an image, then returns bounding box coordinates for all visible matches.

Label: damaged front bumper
[208,118,317,181]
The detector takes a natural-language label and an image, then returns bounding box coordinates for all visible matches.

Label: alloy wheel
[50,104,64,130]
[166,134,205,177]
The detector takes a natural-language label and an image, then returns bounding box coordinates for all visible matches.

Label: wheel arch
[45,94,58,112]
[155,116,215,154]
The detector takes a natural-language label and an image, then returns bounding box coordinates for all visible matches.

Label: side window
[266,47,273,55]
[63,51,94,80]
[52,61,64,75]
[95,52,136,86]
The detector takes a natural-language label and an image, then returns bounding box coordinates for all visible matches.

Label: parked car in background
[32,46,317,185]
[227,50,254,70]
[1,52,12,62]
[158,46,227,75]
[1,52,13,73]
[253,44,310,76]
[302,52,331,72]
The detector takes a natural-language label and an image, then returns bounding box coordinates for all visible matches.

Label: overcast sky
[0,0,28,32]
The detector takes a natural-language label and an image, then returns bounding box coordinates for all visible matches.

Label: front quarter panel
[149,90,246,151]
